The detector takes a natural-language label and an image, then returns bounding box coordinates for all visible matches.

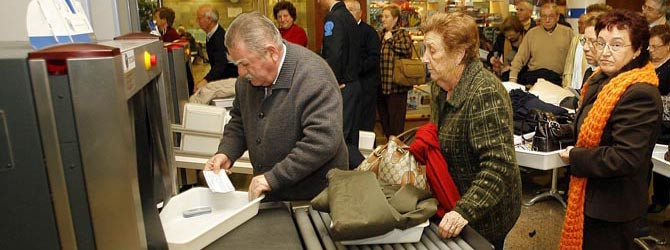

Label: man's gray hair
[652,0,668,11]
[201,4,219,22]
[541,2,559,15]
[344,0,361,12]
[225,12,283,55]
[516,1,532,9]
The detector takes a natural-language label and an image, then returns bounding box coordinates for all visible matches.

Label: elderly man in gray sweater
[204,12,348,201]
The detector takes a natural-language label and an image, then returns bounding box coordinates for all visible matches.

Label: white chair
[172,103,252,176]
[174,103,228,155]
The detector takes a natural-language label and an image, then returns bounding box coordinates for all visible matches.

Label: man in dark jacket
[345,0,380,132]
[195,4,238,91]
[319,0,363,168]
[204,12,348,201]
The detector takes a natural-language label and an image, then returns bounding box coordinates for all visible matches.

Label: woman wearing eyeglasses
[557,9,663,250]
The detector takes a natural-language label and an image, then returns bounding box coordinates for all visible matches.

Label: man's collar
[587,64,597,71]
[271,43,287,86]
[523,19,532,30]
[650,16,667,27]
[206,24,219,40]
[654,54,670,68]
[543,24,557,33]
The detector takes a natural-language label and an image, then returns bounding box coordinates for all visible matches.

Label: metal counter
[207,203,493,250]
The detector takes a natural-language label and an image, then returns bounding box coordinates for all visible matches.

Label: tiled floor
[506,169,670,250]
[190,61,210,83]
[191,62,670,250]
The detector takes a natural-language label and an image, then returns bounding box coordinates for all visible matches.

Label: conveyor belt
[294,207,492,250]
[206,203,303,250]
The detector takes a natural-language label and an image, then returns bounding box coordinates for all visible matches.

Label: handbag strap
[396,127,419,144]
[520,109,540,141]
[409,42,421,60]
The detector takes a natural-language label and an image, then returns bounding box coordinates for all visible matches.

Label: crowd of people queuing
[152,0,670,249]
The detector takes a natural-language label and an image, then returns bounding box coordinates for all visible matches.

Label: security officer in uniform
[319,0,362,168]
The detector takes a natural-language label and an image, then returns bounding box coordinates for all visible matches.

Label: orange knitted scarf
[559,63,659,250]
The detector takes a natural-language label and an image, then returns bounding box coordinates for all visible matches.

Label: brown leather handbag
[392,45,426,87]
[355,128,428,191]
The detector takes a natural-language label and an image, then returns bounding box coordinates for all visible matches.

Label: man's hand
[509,77,518,83]
[248,175,271,201]
[560,146,574,164]
[194,79,207,92]
[204,153,232,175]
[501,64,511,73]
[438,211,468,238]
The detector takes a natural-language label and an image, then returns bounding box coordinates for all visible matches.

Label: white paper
[27,0,93,48]
[203,170,235,193]
[35,0,71,38]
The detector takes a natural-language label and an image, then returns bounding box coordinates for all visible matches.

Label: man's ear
[266,44,281,62]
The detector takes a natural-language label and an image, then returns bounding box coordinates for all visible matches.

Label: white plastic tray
[160,187,263,250]
[515,148,569,170]
[652,144,670,178]
[211,98,234,109]
[338,220,429,245]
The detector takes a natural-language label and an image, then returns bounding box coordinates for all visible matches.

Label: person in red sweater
[153,7,180,42]
[273,1,308,47]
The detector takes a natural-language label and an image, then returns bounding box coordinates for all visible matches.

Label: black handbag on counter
[523,110,575,152]
[510,89,569,135]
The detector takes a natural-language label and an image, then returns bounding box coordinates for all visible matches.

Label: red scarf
[410,122,461,217]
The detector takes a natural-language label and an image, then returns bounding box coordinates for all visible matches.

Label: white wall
[0,0,31,41]
[88,0,124,41]
[566,0,607,34]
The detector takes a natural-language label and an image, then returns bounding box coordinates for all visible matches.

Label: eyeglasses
[649,44,669,50]
[642,4,660,12]
[579,37,597,47]
[540,14,557,20]
[594,41,632,52]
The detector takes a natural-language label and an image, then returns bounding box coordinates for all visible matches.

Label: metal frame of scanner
[164,40,192,125]
[25,39,176,249]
